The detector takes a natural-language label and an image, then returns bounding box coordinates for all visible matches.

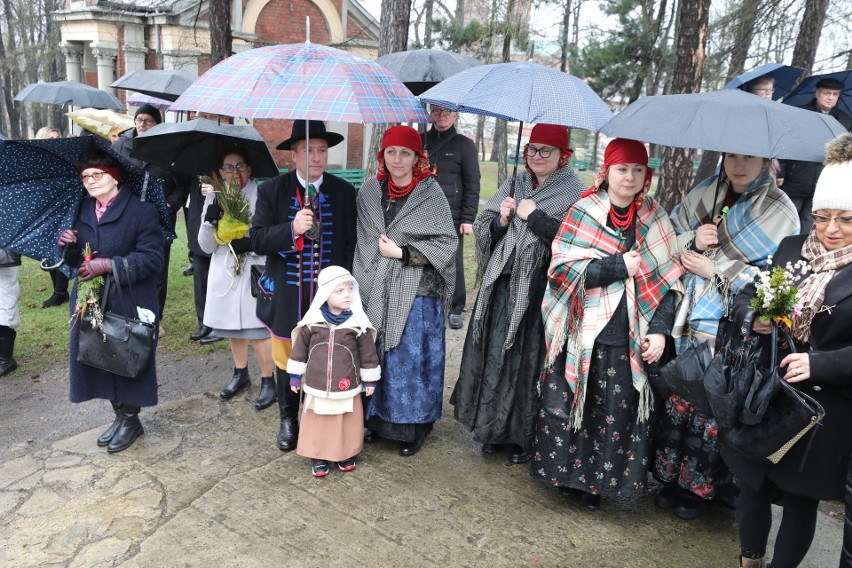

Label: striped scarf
[670,171,799,348]
[542,190,684,430]
[470,165,585,356]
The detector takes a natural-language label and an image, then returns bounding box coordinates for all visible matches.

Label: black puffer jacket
[422,125,480,225]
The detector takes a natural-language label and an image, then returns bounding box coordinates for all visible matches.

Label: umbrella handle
[40,246,67,271]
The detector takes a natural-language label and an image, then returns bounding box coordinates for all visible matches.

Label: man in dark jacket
[112,104,194,330]
[185,180,221,345]
[778,77,852,232]
[249,120,357,452]
[422,105,480,329]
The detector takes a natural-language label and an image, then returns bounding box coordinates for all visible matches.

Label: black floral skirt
[531,344,652,497]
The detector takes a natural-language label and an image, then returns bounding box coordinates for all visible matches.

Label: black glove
[230,237,251,254]
[204,202,224,224]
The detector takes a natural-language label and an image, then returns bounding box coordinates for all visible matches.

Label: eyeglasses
[811,213,852,227]
[221,163,249,173]
[526,145,556,158]
[430,108,454,117]
[134,118,156,126]
[80,171,107,183]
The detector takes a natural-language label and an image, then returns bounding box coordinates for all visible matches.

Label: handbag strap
[770,321,797,369]
[109,258,142,310]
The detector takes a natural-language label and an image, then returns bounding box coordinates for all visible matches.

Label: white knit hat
[813,133,852,212]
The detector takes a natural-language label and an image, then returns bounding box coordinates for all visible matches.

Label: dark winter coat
[422,125,481,225]
[185,179,207,257]
[725,233,852,501]
[67,187,165,407]
[249,171,358,339]
[778,100,852,198]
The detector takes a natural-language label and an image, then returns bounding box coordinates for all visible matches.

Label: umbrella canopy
[600,89,847,162]
[0,136,174,270]
[783,70,852,117]
[723,63,805,100]
[126,93,173,112]
[132,118,279,178]
[418,61,613,130]
[171,43,430,123]
[66,108,135,140]
[112,69,197,102]
[14,81,124,110]
[376,49,482,96]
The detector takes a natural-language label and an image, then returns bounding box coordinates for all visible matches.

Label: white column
[122,24,147,75]
[327,121,348,169]
[90,42,119,93]
[60,43,84,83]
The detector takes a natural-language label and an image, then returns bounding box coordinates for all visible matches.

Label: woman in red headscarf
[535,139,684,510]
[451,124,586,465]
[353,125,458,457]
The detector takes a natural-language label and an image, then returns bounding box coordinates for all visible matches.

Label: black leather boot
[255,375,277,410]
[97,401,124,447]
[219,367,250,399]
[107,405,144,453]
[41,270,69,308]
[0,335,17,377]
[276,369,300,451]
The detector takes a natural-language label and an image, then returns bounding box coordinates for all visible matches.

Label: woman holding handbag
[61,149,164,453]
[728,133,852,568]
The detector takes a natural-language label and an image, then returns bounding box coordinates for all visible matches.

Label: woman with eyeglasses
[450,124,585,465]
[198,150,274,407]
[59,149,165,453]
[727,133,852,568]
[651,152,799,520]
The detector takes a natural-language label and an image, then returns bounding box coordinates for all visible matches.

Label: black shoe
[580,492,601,511]
[654,485,679,509]
[254,376,277,410]
[107,406,144,453]
[97,401,124,447]
[338,458,357,472]
[219,367,250,399]
[400,437,424,457]
[448,313,463,329]
[311,459,330,477]
[0,336,17,377]
[364,428,378,443]
[558,486,582,500]
[199,333,224,345]
[190,325,213,341]
[481,443,501,454]
[508,445,531,464]
[674,492,705,520]
[182,264,194,276]
[41,292,69,308]
[276,370,300,451]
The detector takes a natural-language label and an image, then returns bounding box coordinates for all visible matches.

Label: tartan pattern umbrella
[126,93,173,112]
[171,43,430,123]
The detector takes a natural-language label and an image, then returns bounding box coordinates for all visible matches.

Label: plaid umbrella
[170,43,430,123]
[127,93,173,112]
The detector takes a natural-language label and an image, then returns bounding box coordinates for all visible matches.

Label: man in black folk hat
[249,120,358,451]
[778,77,852,232]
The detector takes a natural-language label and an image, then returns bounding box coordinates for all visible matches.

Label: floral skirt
[531,344,652,497]
[652,393,738,506]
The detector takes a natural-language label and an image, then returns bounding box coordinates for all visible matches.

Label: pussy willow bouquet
[201,172,251,275]
[748,259,810,329]
[73,242,104,329]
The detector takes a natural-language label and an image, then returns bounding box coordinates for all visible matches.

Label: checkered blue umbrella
[171,43,430,123]
[418,61,613,130]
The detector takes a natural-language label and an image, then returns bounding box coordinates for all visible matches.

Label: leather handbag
[249,264,268,299]
[656,338,715,415]
[77,259,156,378]
[719,322,825,464]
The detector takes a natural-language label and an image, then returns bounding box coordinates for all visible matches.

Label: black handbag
[656,338,715,414]
[249,264,269,299]
[77,259,156,378]
[718,322,825,464]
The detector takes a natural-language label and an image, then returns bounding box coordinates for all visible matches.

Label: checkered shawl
[353,176,457,353]
[471,165,585,356]
[670,172,799,347]
[542,190,684,430]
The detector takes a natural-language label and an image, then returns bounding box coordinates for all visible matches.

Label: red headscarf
[522,124,573,186]
[376,125,433,185]
[582,138,652,199]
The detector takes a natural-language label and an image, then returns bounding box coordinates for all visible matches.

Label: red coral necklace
[609,202,636,238]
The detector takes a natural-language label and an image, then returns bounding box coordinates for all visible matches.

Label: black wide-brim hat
[276,120,344,150]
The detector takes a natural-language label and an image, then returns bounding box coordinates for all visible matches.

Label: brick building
[54,0,380,169]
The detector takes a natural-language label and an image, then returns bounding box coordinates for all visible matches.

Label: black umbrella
[131,118,279,178]
[376,49,482,96]
[111,70,197,102]
[14,80,124,110]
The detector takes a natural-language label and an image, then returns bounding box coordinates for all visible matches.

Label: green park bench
[646,158,701,174]
[570,159,590,171]
[275,168,367,190]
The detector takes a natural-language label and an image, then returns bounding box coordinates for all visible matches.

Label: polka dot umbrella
[0,135,174,274]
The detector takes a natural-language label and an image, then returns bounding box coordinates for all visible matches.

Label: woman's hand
[681,250,715,279]
[515,198,537,221]
[379,234,403,259]
[623,250,642,277]
[752,319,772,335]
[693,224,718,251]
[57,229,78,248]
[200,183,215,197]
[641,333,666,364]
[365,386,375,397]
[781,353,811,383]
[78,257,112,282]
[498,196,517,227]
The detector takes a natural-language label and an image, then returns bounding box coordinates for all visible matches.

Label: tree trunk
[657,0,711,213]
[2,0,22,139]
[726,0,761,81]
[790,0,829,76]
[208,0,233,66]
[494,0,516,187]
[423,0,434,48]
[560,0,572,72]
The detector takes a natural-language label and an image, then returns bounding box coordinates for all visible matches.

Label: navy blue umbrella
[783,70,852,117]
[0,136,174,274]
[723,63,805,100]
